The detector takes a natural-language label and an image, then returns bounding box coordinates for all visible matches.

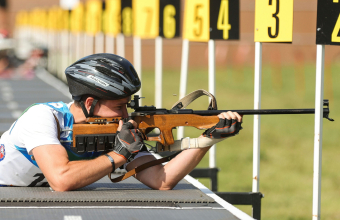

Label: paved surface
[0,69,71,135]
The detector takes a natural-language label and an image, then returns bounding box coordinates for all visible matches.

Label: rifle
[69,94,334,154]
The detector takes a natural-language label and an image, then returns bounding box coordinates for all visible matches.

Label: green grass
[139,63,340,220]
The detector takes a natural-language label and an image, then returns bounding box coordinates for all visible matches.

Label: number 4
[332,14,340,42]
[217,0,231,39]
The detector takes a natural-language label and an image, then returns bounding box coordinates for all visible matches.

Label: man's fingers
[227,111,237,120]
[234,112,243,123]
[128,120,138,128]
[217,112,229,119]
[117,120,124,131]
[118,120,137,131]
[218,111,243,122]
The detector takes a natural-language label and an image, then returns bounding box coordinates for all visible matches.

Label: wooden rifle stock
[72,115,219,151]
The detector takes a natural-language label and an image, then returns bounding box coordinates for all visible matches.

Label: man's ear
[84,97,94,111]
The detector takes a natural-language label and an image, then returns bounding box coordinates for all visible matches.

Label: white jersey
[0,101,151,187]
[0,102,73,186]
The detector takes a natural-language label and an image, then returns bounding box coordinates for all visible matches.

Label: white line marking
[1,86,12,92]
[2,92,13,101]
[6,101,19,110]
[150,153,254,220]
[64,216,82,220]
[11,110,22,119]
[185,175,254,220]
[35,68,72,100]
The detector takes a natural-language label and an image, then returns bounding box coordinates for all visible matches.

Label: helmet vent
[95,66,113,77]
[97,58,113,65]
[95,66,124,83]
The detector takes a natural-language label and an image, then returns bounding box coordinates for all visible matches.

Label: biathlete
[0,53,243,191]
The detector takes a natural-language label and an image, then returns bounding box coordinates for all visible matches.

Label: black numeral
[28,173,48,187]
[268,0,280,38]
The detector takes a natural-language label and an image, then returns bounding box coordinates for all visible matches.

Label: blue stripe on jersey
[14,145,38,167]
[40,102,102,160]
[12,101,102,163]
[9,120,18,135]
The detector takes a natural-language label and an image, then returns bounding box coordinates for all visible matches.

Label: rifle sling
[171,89,218,110]
[108,152,180,183]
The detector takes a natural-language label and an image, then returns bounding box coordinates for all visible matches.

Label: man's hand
[114,120,144,162]
[203,111,243,139]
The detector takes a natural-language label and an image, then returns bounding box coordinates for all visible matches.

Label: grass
[139,62,340,220]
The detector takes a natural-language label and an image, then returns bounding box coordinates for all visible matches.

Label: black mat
[0,175,215,204]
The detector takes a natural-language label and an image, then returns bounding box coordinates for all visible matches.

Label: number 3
[268,0,280,38]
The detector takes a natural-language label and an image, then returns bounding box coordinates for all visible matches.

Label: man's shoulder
[24,104,55,117]
[25,101,71,116]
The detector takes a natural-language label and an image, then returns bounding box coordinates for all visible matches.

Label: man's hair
[0,0,7,9]
[73,95,101,108]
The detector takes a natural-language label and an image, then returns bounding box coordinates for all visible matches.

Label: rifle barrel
[131,99,334,121]
[192,108,321,115]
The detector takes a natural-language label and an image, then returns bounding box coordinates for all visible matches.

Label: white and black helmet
[65,53,141,117]
[65,53,141,101]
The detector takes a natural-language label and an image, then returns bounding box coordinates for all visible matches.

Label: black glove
[202,118,242,139]
[113,122,144,162]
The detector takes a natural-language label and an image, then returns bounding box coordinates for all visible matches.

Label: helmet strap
[79,98,98,118]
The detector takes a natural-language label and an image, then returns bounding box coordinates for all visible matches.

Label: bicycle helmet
[65,53,141,117]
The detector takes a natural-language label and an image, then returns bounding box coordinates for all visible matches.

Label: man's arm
[126,111,243,190]
[126,147,210,190]
[32,145,126,191]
